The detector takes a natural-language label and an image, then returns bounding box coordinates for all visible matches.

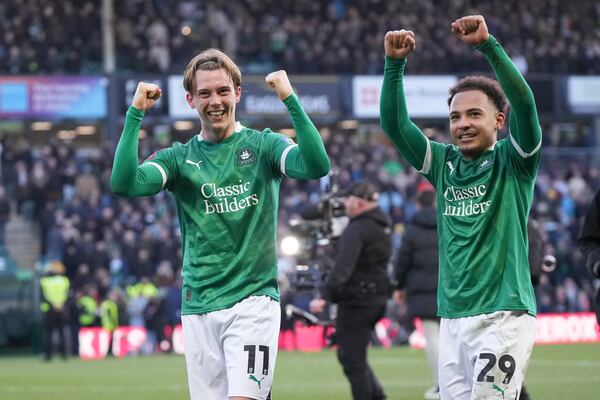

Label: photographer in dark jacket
[310,181,392,400]
[393,189,440,400]
[578,189,600,324]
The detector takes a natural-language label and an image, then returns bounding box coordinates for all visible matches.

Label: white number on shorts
[476,353,516,384]
[244,345,270,375]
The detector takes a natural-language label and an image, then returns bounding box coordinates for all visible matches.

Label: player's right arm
[111,82,165,197]
[452,15,541,157]
[380,30,430,171]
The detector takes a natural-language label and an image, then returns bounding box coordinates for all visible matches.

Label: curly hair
[447,76,506,112]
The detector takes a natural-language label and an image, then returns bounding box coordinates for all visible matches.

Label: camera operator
[310,181,392,400]
[578,190,600,324]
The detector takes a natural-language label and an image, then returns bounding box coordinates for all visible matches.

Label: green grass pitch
[1,343,598,399]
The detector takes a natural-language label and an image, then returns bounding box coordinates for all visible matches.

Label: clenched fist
[265,70,294,101]
[384,30,416,60]
[451,15,489,46]
[132,82,162,111]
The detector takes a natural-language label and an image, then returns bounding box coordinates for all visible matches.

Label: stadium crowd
[0,120,597,347]
[1,0,599,75]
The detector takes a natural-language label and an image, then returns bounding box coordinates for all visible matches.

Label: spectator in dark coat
[394,189,440,400]
[578,189,600,324]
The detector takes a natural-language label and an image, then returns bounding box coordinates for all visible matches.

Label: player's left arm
[453,15,542,157]
[265,70,330,179]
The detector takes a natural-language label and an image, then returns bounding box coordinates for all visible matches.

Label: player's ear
[186,92,195,109]
[235,86,242,103]
[495,111,505,131]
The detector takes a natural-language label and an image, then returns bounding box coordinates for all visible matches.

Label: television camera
[284,168,348,291]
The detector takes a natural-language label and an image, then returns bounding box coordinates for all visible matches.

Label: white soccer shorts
[439,310,536,400]
[182,295,280,400]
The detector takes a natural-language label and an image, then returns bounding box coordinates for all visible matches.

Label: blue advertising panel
[0,76,108,119]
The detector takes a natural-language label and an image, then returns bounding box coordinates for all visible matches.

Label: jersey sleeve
[142,146,179,192]
[262,129,299,178]
[421,141,450,189]
[476,35,542,178]
[380,57,432,172]
[110,106,165,197]
[265,93,330,180]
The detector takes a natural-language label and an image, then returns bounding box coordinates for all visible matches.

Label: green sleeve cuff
[474,34,498,53]
[127,106,145,120]
[282,92,299,108]
[384,56,407,68]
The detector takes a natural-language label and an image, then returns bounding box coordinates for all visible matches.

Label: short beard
[459,146,483,160]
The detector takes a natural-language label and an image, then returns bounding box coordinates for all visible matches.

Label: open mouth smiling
[207,110,225,117]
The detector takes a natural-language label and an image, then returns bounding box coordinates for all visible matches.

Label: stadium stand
[1,0,599,75]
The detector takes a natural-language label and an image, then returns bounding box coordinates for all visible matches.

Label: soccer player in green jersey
[111,49,329,400]
[380,15,541,400]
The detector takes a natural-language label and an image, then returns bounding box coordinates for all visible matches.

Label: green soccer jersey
[111,93,329,315]
[380,35,542,318]
[422,138,539,317]
[148,124,296,314]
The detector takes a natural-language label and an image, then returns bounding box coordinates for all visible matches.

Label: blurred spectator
[578,189,600,323]
[393,189,440,400]
[0,186,10,246]
[100,288,120,356]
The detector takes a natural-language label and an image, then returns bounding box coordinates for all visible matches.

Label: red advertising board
[409,312,600,349]
[79,327,148,359]
[78,313,599,359]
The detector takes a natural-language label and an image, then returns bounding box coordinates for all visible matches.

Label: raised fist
[265,70,294,101]
[451,15,489,46]
[132,82,162,111]
[384,30,416,60]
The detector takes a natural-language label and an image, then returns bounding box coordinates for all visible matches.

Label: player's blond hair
[183,49,242,95]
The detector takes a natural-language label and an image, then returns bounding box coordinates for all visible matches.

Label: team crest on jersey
[478,158,493,171]
[237,147,257,166]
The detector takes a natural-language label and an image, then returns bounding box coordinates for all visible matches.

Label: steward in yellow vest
[40,261,70,361]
